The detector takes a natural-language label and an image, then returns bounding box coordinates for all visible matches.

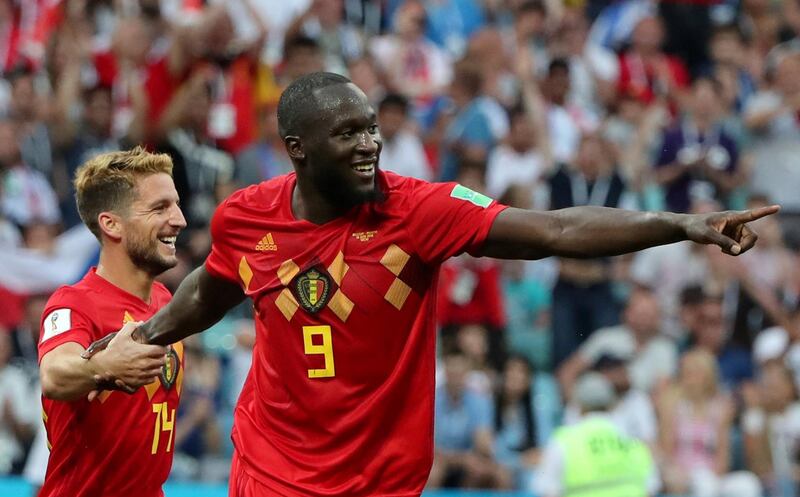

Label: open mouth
[351,160,376,179]
[158,236,177,250]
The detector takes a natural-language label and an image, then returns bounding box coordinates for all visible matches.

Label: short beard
[311,164,382,210]
[126,237,176,277]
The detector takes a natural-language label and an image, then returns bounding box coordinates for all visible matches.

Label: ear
[97,212,123,242]
[285,135,305,161]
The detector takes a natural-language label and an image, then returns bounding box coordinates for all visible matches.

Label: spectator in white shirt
[0,120,60,227]
[486,107,550,199]
[742,361,800,497]
[377,93,431,181]
[558,287,678,394]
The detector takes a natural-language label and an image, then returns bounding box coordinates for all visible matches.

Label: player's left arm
[476,205,780,260]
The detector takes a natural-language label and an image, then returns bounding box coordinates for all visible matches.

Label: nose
[170,204,187,230]
[355,130,380,156]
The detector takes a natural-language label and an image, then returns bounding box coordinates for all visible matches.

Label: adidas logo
[256,233,277,251]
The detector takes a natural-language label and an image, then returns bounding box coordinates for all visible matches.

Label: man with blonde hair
[37,147,187,497]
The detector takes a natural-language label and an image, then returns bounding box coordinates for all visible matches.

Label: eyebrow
[334,112,378,129]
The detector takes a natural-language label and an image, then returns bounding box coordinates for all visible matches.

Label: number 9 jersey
[37,269,183,497]
[205,171,507,497]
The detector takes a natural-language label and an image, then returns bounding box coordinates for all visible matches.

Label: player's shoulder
[380,171,439,204]
[41,284,97,332]
[45,280,96,311]
[222,173,294,212]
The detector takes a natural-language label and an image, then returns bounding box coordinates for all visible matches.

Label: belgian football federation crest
[291,266,335,314]
[159,346,179,390]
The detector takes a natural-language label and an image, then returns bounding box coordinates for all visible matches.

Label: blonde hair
[73,146,174,240]
[680,348,720,398]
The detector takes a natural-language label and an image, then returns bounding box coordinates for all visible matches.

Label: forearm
[483,207,687,260]
[553,208,688,257]
[40,344,101,401]
[139,266,244,346]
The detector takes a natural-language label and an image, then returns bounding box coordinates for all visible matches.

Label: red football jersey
[206,171,507,496]
[38,268,183,497]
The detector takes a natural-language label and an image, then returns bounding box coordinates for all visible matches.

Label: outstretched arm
[477,205,779,260]
[136,266,246,346]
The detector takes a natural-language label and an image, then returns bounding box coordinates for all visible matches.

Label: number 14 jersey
[206,171,506,497]
[37,269,183,497]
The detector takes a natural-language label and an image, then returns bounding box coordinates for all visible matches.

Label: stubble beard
[125,235,177,277]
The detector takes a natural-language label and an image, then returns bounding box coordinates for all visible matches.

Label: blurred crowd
[2,0,800,496]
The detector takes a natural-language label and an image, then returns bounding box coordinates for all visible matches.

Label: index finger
[732,205,780,223]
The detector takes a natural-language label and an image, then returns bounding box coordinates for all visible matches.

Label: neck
[292,175,350,225]
[96,249,155,303]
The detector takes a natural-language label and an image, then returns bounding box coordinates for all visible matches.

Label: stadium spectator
[550,10,619,128]
[690,293,755,389]
[155,75,235,233]
[563,353,659,448]
[370,1,452,103]
[8,293,45,383]
[493,354,559,491]
[376,93,431,180]
[283,0,363,75]
[486,107,549,200]
[234,103,293,187]
[742,361,800,496]
[5,65,52,178]
[422,0,485,59]
[0,119,60,227]
[500,256,552,369]
[657,348,762,497]
[654,76,743,213]
[535,372,659,497]
[558,287,677,394]
[548,133,637,367]
[706,24,758,113]
[743,50,800,216]
[617,15,689,106]
[174,337,224,482]
[0,328,37,475]
[540,58,580,163]
[438,60,494,181]
[430,352,502,489]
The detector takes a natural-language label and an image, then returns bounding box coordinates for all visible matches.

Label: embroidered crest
[159,346,179,390]
[291,266,334,313]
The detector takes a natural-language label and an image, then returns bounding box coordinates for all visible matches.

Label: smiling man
[37,147,187,497]
[90,72,776,497]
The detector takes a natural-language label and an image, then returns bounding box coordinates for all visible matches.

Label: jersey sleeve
[404,181,507,265]
[38,291,96,362]
[204,198,241,285]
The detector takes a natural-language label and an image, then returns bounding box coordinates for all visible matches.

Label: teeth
[159,236,177,244]
[353,163,374,172]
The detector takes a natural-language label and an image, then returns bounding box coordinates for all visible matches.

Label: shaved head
[277,72,352,138]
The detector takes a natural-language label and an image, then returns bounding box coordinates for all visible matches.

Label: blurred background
[1,0,800,496]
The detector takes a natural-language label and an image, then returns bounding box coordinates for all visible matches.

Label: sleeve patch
[41,309,72,343]
[450,184,493,208]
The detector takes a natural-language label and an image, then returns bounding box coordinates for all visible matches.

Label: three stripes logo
[256,233,278,251]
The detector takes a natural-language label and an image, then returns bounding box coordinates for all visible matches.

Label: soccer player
[92,72,776,497]
[37,147,187,497]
